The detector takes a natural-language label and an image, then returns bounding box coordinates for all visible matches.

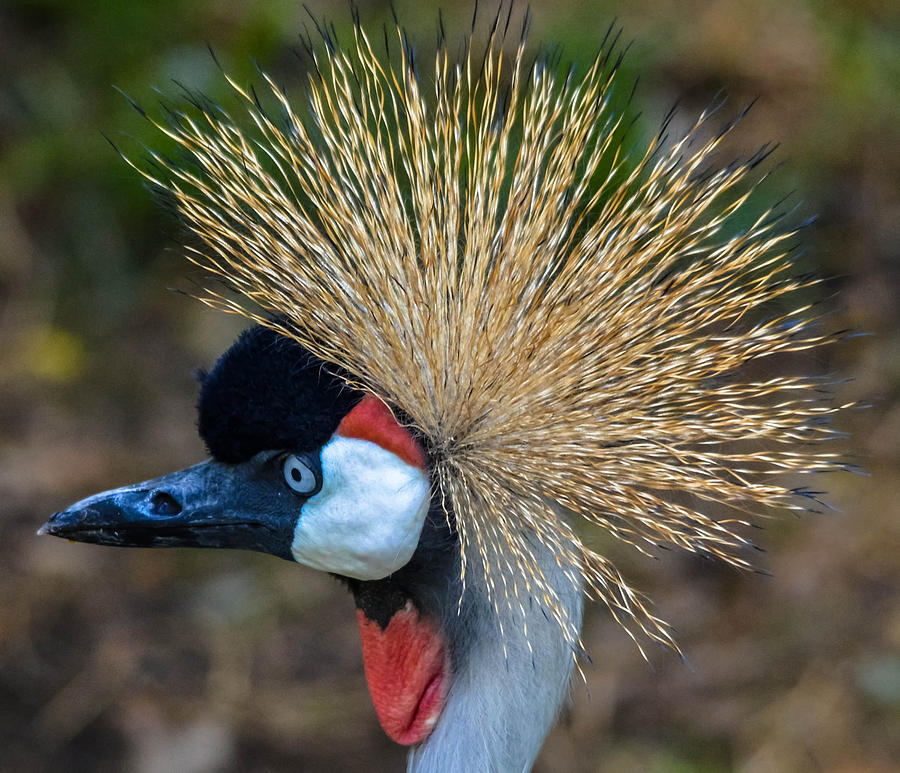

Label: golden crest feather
[123,14,849,654]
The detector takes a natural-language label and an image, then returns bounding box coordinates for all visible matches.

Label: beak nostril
[150,491,182,516]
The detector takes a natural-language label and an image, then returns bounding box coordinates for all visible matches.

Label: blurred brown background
[1,1,897,771]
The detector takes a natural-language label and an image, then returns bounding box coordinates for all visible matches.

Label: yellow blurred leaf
[23,326,86,383]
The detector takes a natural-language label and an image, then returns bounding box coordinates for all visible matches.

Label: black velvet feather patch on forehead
[197,325,362,463]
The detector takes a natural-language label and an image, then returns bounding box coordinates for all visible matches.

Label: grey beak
[40,459,296,560]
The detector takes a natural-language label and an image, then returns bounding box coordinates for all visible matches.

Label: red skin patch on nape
[337,396,426,470]
[356,603,449,746]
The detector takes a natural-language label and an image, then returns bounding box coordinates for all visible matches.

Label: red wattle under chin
[356,602,450,746]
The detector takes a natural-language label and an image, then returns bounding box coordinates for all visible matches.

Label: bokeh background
[1,1,897,771]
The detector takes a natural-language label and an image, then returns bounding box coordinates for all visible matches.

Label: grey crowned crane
[42,324,581,771]
[40,10,847,772]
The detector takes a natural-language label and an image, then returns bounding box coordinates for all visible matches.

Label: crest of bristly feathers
[121,7,850,654]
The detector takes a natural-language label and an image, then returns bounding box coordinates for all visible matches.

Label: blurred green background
[1,1,897,771]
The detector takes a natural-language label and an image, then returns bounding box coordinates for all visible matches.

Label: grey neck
[405,533,583,773]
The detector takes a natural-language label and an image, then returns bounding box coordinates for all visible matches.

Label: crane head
[40,325,448,745]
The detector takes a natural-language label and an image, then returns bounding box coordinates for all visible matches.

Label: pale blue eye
[283,455,317,495]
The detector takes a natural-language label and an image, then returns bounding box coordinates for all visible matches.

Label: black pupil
[291,466,303,482]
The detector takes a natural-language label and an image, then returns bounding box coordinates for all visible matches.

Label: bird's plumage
[124,15,846,652]
[197,324,360,463]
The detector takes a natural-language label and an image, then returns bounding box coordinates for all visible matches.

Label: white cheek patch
[290,435,430,580]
